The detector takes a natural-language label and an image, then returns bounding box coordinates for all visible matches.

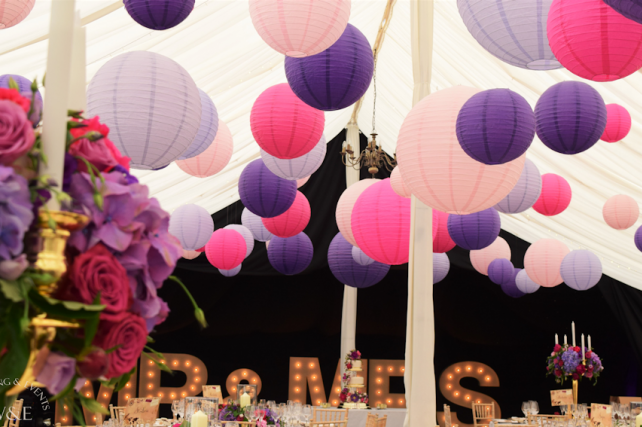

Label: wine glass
[244,406,253,423]
[272,406,282,426]
[172,400,180,421]
[259,408,267,422]
[621,405,631,427]
[560,405,567,417]
[530,401,540,416]
[522,402,531,417]
[302,405,312,426]
[250,406,260,426]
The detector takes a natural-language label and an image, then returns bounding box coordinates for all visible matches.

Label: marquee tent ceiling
[1,0,642,289]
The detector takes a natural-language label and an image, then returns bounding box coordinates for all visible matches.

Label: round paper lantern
[488,258,515,285]
[241,208,274,242]
[250,83,325,160]
[635,226,642,251]
[352,246,374,266]
[0,74,42,125]
[433,210,456,253]
[336,178,379,246]
[195,246,205,252]
[524,239,569,287]
[238,159,297,218]
[352,179,411,265]
[456,89,535,165]
[261,135,326,180]
[205,229,246,270]
[548,0,642,82]
[397,86,525,215]
[0,0,35,29]
[297,176,310,188]
[447,208,501,251]
[603,0,642,24]
[87,51,201,170]
[267,232,314,275]
[224,224,255,258]
[534,81,606,154]
[532,173,572,216]
[560,250,602,291]
[434,253,450,284]
[515,269,540,294]
[220,264,242,277]
[248,0,350,57]
[457,0,561,70]
[390,167,411,198]
[328,233,390,288]
[179,89,218,160]
[501,268,526,298]
[601,104,632,143]
[285,24,373,111]
[470,236,511,276]
[169,204,214,251]
[182,249,201,260]
[124,0,194,30]
[176,119,233,178]
[494,158,542,214]
[603,195,639,230]
[262,191,311,238]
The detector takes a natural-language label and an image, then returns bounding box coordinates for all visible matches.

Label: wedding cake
[340,349,368,409]
[348,376,364,386]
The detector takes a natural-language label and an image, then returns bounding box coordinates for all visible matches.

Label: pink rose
[574,346,581,353]
[553,344,562,352]
[586,351,592,358]
[76,346,109,379]
[69,138,120,173]
[554,369,562,377]
[93,311,147,378]
[70,116,130,171]
[551,352,556,356]
[0,100,35,166]
[585,372,593,378]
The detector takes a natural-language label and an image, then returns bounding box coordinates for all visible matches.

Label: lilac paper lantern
[501,268,526,298]
[351,246,374,266]
[603,0,642,24]
[434,253,450,284]
[494,158,542,214]
[168,204,214,251]
[456,89,535,165]
[328,233,390,288]
[488,258,515,285]
[238,159,297,218]
[224,224,255,259]
[0,74,42,126]
[447,208,501,250]
[124,0,194,30]
[560,250,602,291]
[179,89,219,160]
[535,81,607,155]
[241,208,274,242]
[268,232,314,275]
[635,225,642,252]
[261,135,326,180]
[220,264,242,277]
[515,269,540,294]
[285,24,374,111]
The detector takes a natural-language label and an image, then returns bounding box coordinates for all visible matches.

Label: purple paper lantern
[560,250,602,291]
[494,158,542,214]
[168,204,213,250]
[447,208,501,250]
[220,264,242,277]
[224,224,254,259]
[434,253,450,284]
[535,81,607,155]
[241,208,274,242]
[488,258,515,285]
[0,74,42,126]
[285,24,374,111]
[515,269,540,294]
[179,89,219,160]
[635,225,642,251]
[456,89,535,165]
[501,268,526,298]
[352,246,374,266]
[328,233,390,288]
[238,159,297,218]
[124,0,194,30]
[603,0,642,24]
[268,232,314,275]
[261,135,326,180]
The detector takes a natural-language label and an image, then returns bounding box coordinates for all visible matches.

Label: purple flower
[63,153,78,192]
[0,214,26,260]
[35,351,76,395]
[113,165,138,185]
[561,348,581,373]
[0,254,28,280]
[145,298,170,332]
[0,165,32,221]
[350,394,360,402]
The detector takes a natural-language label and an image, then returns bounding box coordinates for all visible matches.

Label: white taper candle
[555,334,558,345]
[581,334,585,360]
[572,321,576,347]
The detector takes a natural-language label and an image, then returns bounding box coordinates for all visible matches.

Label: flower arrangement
[340,349,368,406]
[546,344,604,384]
[218,404,280,426]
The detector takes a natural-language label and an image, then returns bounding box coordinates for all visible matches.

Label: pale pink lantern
[0,0,35,29]
[336,178,379,246]
[470,236,511,276]
[297,176,310,188]
[249,0,351,58]
[524,239,569,287]
[397,86,525,215]
[390,167,411,198]
[603,195,639,230]
[176,119,233,177]
[262,191,311,238]
[182,249,201,260]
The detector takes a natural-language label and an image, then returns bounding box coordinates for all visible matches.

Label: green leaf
[0,279,24,302]
[144,346,166,362]
[7,77,19,91]
[0,305,29,395]
[114,367,136,393]
[28,288,105,319]
[84,293,102,348]
[104,344,121,354]
[146,335,155,343]
[79,395,109,415]
[72,399,87,427]
[142,352,173,374]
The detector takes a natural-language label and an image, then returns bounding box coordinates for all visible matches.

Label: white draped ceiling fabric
[2,0,642,289]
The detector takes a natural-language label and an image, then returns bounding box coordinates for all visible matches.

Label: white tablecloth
[346,408,407,427]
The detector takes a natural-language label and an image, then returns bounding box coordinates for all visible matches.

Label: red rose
[572,373,579,380]
[546,366,550,371]
[554,369,562,377]
[576,365,586,375]
[93,311,147,378]
[588,365,594,372]
[574,346,581,353]
[586,351,592,358]
[0,88,30,113]
[553,358,559,365]
[58,244,132,321]
[71,116,130,171]
[553,344,561,352]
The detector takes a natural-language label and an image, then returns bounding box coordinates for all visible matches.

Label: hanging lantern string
[372,54,378,134]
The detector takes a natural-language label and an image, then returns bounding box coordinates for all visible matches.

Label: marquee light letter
[225,369,263,399]
[368,359,404,408]
[140,353,208,403]
[289,357,336,404]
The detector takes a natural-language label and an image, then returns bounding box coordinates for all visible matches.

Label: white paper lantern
[220,264,242,277]
[169,204,214,250]
[351,246,374,266]
[241,208,274,242]
[261,135,326,180]
[179,89,219,160]
[434,253,450,284]
[515,269,540,294]
[225,224,255,258]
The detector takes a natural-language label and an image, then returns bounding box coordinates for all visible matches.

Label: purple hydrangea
[561,349,581,373]
[0,166,33,263]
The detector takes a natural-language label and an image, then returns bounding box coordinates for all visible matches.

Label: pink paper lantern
[297,176,310,188]
[470,236,511,276]
[248,0,351,58]
[603,194,639,230]
[262,191,311,238]
[601,104,632,143]
[336,179,379,246]
[205,229,246,270]
[397,86,525,215]
[547,0,642,82]
[433,210,455,253]
[524,239,569,287]
[390,167,411,198]
[0,0,35,29]
[250,83,325,160]
[532,173,572,216]
[176,119,233,178]
[182,249,201,260]
[351,179,411,265]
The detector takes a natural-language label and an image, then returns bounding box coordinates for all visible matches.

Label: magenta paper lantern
[0,0,35,29]
[470,236,511,276]
[250,83,325,160]
[515,269,540,294]
[603,194,639,230]
[390,167,411,198]
[494,158,542,214]
[205,229,246,270]
[336,178,379,246]
[434,253,450,284]
[447,208,501,251]
[297,176,310,188]
[241,208,274,242]
[603,0,642,24]
[601,104,632,143]
[168,204,214,250]
[352,246,374,266]
[524,239,569,287]
[179,89,219,160]
[262,191,311,238]
[220,264,242,277]
[124,0,194,30]
[635,226,642,251]
[560,250,602,291]
[488,258,515,285]
[182,249,201,260]
[328,233,390,288]
[267,232,314,275]
[0,74,42,125]
[532,173,572,216]
[87,51,201,170]
[352,179,411,265]
[224,224,255,258]
[397,86,525,215]
[238,159,297,218]
[261,135,326,180]
[248,0,350,58]
[501,268,526,298]
[548,0,642,81]
[176,119,233,178]
[433,210,456,253]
